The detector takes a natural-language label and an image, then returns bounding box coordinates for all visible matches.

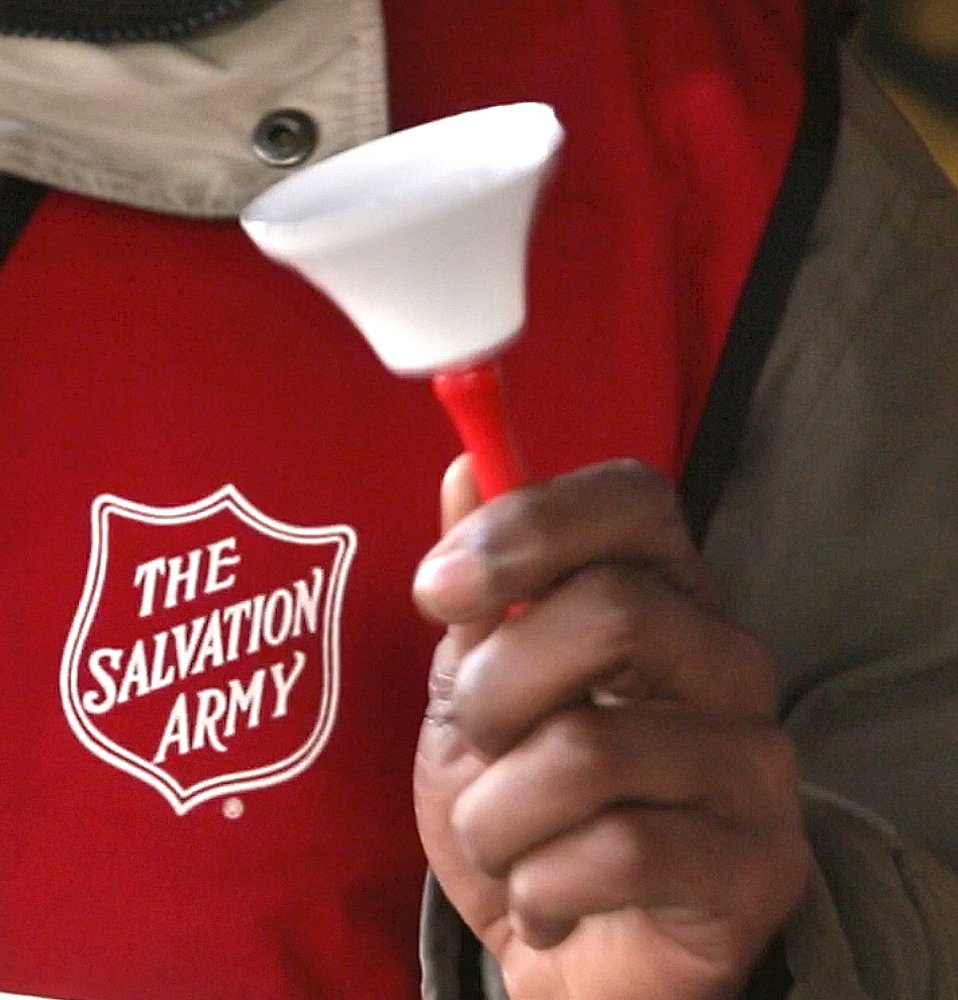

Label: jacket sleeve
[419,786,958,1000]
[786,786,958,999]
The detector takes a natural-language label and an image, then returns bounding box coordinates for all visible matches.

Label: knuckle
[507,866,550,924]
[605,456,672,502]
[604,460,689,538]
[736,829,812,928]
[542,708,606,766]
[448,787,478,844]
[536,709,621,799]
[523,457,678,548]
[698,621,778,716]
[596,809,648,877]
[507,860,580,948]
[507,884,578,949]
[449,788,502,874]
[491,483,554,556]
[577,563,646,642]
[714,722,801,823]
[451,641,493,715]
[462,484,560,598]
[450,637,523,757]
[728,629,778,703]
[751,724,801,795]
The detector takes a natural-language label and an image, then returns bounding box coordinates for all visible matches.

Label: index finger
[413,459,709,624]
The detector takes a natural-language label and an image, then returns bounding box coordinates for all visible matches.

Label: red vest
[0,3,803,997]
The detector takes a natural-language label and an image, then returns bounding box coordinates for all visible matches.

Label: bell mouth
[241,103,563,255]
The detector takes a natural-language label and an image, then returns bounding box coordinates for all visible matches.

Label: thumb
[416,455,511,947]
[441,452,482,534]
[415,454,484,624]
[437,454,495,654]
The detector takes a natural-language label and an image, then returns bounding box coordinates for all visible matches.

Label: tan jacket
[0,0,387,215]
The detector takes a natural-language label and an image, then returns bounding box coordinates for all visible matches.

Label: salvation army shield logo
[60,485,357,815]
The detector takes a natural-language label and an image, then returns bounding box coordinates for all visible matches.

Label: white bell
[240,102,564,376]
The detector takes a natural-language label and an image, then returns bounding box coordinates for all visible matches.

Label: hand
[413,457,810,1000]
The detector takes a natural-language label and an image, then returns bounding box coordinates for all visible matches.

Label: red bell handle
[431,360,526,501]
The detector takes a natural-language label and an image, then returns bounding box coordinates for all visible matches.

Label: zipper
[0,0,261,42]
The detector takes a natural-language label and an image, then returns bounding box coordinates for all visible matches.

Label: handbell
[240,102,564,499]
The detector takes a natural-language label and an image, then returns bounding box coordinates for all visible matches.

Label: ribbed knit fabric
[0,0,273,41]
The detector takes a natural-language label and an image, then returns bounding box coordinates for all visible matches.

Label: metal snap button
[252,109,319,168]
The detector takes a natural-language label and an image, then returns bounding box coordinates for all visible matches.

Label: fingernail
[413,549,488,618]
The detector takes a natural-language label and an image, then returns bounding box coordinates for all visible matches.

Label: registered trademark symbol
[222,796,245,820]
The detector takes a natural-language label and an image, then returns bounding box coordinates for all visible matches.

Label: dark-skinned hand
[413,456,810,1000]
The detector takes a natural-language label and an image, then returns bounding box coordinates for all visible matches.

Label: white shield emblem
[60,485,357,815]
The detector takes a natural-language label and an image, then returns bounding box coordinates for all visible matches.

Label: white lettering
[153,692,190,763]
[191,611,226,675]
[82,648,122,714]
[116,639,150,705]
[150,654,307,763]
[134,537,241,618]
[270,651,306,719]
[192,688,228,753]
[170,617,205,680]
[246,593,266,655]
[163,548,203,610]
[87,567,326,713]
[205,537,240,596]
[224,669,266,738]
[134,556,166,618]
[263,589,293,647]
[222,599,251,661]
[149,630,174,692]
[292,568,324,637]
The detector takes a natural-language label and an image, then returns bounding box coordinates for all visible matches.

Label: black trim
[743,931,792,1000]
[0,173,46,267]
[457,928,485,1000]
[680,0,843,548]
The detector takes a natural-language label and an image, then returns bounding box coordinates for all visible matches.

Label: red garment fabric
[0,3,804,998]
[384,1,806,475]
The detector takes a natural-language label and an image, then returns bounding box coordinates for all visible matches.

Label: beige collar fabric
[0,0,388,217]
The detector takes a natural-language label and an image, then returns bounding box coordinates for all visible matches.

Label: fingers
[414,459,710,624]
[505,805,810,952]
[449,565,776,756]
[449,701,808,956]
[450,704,801,879]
